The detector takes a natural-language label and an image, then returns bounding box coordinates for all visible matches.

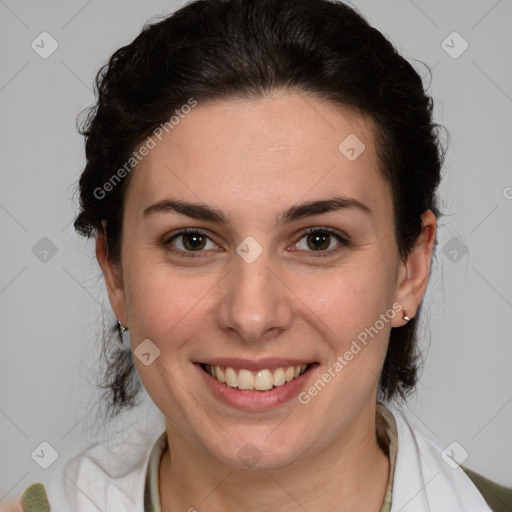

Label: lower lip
[195,363,317,411]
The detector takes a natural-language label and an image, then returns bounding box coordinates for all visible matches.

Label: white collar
[387,404,492,511]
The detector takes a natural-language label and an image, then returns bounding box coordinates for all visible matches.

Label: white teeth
[216,366,226,383]
[204,364,309,391]
[238,369,254,390]
[273,367,285,387]
[254,369,274,391]
[225,367,238,388]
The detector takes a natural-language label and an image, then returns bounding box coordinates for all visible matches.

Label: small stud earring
[117,320,128,333]
[117,320,130,348]
[403,313,411,322]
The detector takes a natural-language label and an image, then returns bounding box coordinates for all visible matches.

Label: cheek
[123,256,221,342]
[292,256,398,346]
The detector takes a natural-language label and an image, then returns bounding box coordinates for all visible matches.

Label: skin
[96,90,436,512]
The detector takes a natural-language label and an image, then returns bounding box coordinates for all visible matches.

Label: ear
[96,223,128,326]
[391,209,437,327]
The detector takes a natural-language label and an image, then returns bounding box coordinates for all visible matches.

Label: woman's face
[99,90,435,469]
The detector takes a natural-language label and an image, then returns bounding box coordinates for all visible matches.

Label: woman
[6,0,511,510]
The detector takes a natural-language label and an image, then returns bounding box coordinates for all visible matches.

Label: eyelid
[164,227,214,244]
[297,226,349,242]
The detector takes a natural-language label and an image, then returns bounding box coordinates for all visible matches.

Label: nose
[216,253,294,344]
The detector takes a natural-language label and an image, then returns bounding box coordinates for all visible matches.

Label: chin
[200,428,311,471]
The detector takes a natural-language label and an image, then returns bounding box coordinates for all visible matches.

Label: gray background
[1,0,511,500]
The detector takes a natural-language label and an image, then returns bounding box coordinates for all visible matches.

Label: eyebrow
[142,196,373,224]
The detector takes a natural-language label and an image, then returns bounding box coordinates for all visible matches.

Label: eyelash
[163,227,349,258]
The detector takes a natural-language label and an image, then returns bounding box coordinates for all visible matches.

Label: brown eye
[306,232,331,251]
[293,228,348,256]
[165,230,218,254]
[181,233,207,251]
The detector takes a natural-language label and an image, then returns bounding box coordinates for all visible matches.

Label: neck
[159,403,390,512]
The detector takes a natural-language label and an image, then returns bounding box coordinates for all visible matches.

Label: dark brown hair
[74,0,446,418]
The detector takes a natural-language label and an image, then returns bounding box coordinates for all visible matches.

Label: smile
[201,364,310,391]
[196,358,318,410]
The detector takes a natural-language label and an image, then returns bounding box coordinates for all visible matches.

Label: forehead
[125,91,392,223]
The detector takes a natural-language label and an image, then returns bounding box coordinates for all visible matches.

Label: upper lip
[198,357,316,371]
